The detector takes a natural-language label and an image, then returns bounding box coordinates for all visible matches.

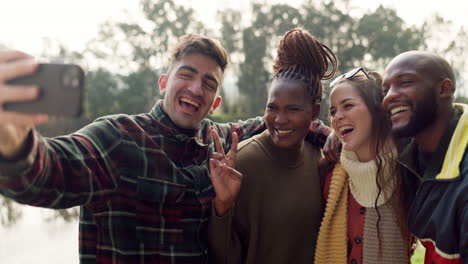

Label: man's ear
[439,78,455,99]
[210,96,222,115]
[159,74,168,96]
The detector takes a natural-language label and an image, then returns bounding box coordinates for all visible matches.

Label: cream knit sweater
[315,145,409,264]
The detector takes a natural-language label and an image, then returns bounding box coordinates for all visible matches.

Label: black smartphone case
[4,63,84,117]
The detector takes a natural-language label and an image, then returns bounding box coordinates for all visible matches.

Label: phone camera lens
[71,77,80,88]
[62,67,81,89]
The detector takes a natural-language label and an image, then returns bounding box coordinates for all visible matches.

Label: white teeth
[391,106,409,115]
[277,129,293,134]
[339,125,353,133]
[180,97,200,107]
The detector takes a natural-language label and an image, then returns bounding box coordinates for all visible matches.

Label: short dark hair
[169,34,228,73]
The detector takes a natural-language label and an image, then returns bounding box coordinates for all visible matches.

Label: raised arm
[0,117,124,209]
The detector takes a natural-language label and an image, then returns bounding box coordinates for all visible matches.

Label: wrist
[213,198,233,217]
[0,131,33,161]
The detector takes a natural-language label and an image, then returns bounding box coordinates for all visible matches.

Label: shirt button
[354,236,362,244]
[359,207,366,214]
[351,259,358,264]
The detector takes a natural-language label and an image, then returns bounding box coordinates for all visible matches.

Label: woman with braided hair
[315,68,415,263]
[208,27,337,264]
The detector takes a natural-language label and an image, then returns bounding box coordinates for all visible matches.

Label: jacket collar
[399,104,465,181]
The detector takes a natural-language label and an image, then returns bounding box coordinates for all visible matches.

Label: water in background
[0,206,78,264]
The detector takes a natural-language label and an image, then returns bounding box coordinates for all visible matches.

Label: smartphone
[4,63,85,117]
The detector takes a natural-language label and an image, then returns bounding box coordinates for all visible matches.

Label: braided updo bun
[272,28,338,102]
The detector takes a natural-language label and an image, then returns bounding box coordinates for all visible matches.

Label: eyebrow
[178,65,198,74]
[178,65,219,86]
[286,103,304,108]
[397,73,417,78]
[329,98,353,111]
[339,98,353,104]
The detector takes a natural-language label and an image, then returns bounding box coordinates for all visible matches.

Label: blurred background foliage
[1,0,467,226]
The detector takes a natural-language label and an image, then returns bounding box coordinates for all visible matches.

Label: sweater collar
[256,130,305,168]
[340,142,397,207]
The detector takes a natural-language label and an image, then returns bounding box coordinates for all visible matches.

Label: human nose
[187,79,203,96]
[274,111,288,124]
[334,109,344,120]
[382,86,398,109]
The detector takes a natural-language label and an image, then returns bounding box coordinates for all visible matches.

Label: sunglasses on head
[330,67,370,87]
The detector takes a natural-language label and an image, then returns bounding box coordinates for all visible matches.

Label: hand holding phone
[0,51,49,158]
[4,63,85,117]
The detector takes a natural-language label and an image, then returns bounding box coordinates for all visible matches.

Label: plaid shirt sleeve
[0,117,123,209]
[306,119,332,149]
[209,116,265,151]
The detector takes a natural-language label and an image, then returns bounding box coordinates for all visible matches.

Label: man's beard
[392,91,437,138]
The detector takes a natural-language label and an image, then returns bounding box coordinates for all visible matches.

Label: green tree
[302,1,357,72]
[421,15,468,97]
[226,1,424,121]
[84,69,121,119]
[86,0,208,111]
[237,25,270,117]
[118,69,160,114]
[356,6,424,69]
[217,8,242,114]
[234,3,306,117]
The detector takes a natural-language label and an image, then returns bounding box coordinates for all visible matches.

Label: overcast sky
[1,0,466,56]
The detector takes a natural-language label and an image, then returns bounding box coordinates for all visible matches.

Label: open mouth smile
[338,124,354,139]
[179,96,200,112]
[390,105,410,116]
[276,129,294,134]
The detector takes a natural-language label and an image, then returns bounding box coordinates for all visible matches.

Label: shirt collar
[149,100,200,138]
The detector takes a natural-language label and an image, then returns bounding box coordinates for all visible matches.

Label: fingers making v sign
[209,127,242,217]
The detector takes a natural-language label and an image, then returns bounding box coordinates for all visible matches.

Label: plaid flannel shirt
[0,100,330,264]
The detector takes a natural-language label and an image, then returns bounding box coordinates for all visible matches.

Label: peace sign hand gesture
[209,128,242,217]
